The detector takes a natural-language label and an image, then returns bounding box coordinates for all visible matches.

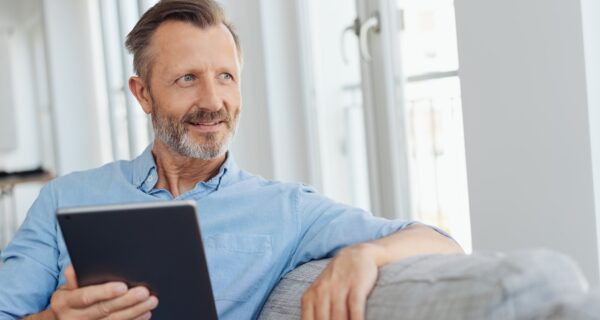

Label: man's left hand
[301,243,383,320]
[300,224,464,320]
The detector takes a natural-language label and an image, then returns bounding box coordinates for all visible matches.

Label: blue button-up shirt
[0,145,414,319]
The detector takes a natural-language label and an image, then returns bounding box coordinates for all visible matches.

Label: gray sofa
[259,250,599,320]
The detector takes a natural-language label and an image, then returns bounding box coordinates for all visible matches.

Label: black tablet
[56,201,218,319]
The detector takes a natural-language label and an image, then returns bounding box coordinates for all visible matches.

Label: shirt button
[147,176,154,182]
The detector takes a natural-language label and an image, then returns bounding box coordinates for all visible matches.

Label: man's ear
[129,76,152,114]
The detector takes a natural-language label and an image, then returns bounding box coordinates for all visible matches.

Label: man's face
[146,21,241,160]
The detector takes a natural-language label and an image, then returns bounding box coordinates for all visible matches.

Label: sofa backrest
[259,250,589,320]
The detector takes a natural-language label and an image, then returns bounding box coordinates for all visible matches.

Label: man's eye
[219,73,234,81]
[181,74,195,82]
[176,74,196,87]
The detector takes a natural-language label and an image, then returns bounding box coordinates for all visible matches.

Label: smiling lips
[188,120,226,133]
[190,121,221,126]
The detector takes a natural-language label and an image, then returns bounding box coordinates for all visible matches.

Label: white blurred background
[0,0,599,283]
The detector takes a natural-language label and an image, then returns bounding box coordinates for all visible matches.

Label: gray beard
[151,107,239,160]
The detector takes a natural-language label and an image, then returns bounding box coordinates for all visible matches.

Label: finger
[330,287,349,320]
[133,312,152,320]
[67,282,129,309]
[301,293,315,320]
[314,292,330,320]
[99,296,159,320]
[64,266,78,290]
[348,290,367,320]
[84,286,150,318]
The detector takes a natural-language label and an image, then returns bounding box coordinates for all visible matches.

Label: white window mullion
[355,0,412,220]
[97,0,121,161]
[116,0,143,158]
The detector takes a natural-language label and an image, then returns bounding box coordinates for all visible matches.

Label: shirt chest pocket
[203,233,273,302]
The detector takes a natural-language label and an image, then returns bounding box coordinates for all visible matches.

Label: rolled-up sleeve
[286,185,416,271]
[0,183,60,319]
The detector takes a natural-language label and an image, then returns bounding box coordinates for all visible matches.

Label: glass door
[354,0,413,220]
[355,0,471,250]
[300,0,371,211]
[297,0,471,250]
[397,0,470,251]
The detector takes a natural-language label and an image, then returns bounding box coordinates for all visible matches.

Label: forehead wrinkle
[147,21,240,86]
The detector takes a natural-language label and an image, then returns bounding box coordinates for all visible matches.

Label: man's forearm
[356,223,464,267]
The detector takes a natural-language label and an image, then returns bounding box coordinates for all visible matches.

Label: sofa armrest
[259,249,588,320]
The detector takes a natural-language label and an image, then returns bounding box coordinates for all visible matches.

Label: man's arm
[0,181,158,320]
[300,223,464,320]
[361,223,464,265]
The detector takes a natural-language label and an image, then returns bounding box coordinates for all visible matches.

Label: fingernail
[112,283,128,294]
[148,296,159,308]
[134,287,149,300]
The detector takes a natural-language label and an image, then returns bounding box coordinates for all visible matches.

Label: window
[301,0,371,211]
[398,0,471,250]
[300,0,471,251]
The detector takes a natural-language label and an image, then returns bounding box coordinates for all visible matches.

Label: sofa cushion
[259,249,588,320]
[535,288,600,320]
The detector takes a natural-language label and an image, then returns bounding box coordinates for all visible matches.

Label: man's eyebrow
[178,64,239,75]
[158,65,200,79]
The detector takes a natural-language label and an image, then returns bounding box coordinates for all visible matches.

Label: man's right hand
[48,266,159,320]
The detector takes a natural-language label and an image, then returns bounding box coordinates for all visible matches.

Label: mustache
[182,108,231,125]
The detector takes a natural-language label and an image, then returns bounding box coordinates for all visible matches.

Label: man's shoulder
[50,159,131,192]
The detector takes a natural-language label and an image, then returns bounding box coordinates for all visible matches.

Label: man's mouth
[189,121,223,126]
[187,120,227,133]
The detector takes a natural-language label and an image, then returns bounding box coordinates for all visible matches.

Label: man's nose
[194,79,222,111]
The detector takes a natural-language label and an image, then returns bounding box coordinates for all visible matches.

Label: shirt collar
[131,144,240,194]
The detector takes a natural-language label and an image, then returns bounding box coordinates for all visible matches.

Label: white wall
[219,0,312,183]
[0,0,53,245]
[0,0,113,244]
[0,0,43,170]
[43,0,107,174]
[456,0,600,283]
[581,0,600,276]
[0,30,16,153]
[218,0,276,180]
[258,0,311,184]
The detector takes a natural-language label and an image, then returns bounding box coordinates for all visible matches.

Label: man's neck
[151,140,226,197]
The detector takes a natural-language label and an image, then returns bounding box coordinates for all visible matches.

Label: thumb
[64,265,79,290]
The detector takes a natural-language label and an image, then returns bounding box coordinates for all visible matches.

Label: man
[0,1,463,319]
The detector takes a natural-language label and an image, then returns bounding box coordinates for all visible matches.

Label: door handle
[340,17,360,65]
[359,12,380,62]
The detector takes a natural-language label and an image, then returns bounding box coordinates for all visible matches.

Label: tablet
[56,201,218,319]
